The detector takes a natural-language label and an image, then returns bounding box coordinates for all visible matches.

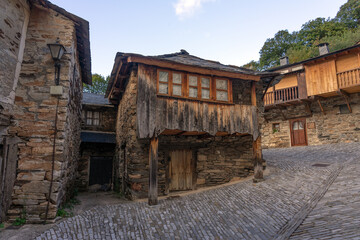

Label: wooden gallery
[262,43,360,148]
[106,50,279,204]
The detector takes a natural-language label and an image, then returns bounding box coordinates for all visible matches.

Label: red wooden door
[290,119,307,146]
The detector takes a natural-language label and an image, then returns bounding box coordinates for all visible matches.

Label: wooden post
[251,82,264,182]
[149,137,158,205]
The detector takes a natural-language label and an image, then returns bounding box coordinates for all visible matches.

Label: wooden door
[169,150,193,191]
[89,157,113,186]
[290,119,307,146]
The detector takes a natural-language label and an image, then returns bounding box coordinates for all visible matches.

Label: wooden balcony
[264,86,299,106]
[337,67,360,90]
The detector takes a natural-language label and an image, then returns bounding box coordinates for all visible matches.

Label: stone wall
[0,0,30,223]
[7,5,83,223]
[0,0,29,131]
[262,93,360,148]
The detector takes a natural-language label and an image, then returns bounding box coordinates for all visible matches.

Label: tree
[242,60,261,71]
[297,18,348,46]
[335,0,360,28]
[83,74,109,95]
[259,30,297,69]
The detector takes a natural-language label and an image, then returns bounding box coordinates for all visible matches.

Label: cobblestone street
[35,143,360,239]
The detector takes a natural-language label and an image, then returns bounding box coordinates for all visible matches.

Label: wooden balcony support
[337,89,352,113]
[317,99,325,115]
[148,137,159,205]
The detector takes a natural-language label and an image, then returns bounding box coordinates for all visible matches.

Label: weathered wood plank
[137,64,259,139]
[148,137,158,205]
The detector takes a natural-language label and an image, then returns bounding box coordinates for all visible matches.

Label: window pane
[173,73,182,84]
[293,122,299,130]
[216,79,228,90]
[93,112,99,119]
[201,78,210,88]
[93,119,99,126]
[201,89,210,99]
[299,121,304,129]
[86,118,92,125]
[173,85,182,96]
[159,71,168,82]
[216,91,228,101]
[87,111,92,119]
[189,87,198,98]
[159,83,168,94]
[189,76,198,86]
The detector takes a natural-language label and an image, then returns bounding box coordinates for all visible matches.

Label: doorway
[89,156,113,186]
[169,150,193,191]
[289,118,307,146]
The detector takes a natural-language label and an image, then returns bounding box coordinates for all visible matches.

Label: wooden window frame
[157,68,233,103]
[85,110,101,126]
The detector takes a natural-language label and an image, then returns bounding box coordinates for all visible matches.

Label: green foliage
[83,74,109,95]
[335,0,360,28]
[0,223,4,228]
[56,208,72,218]
[57,195,80,218]
[250,0,360,70]
[259,30,297,69]
[242,60,262,71]
[13,217,26,226]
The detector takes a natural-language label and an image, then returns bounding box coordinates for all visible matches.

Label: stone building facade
[0,0,91,223]
[78,93,116,191]
[107,51,277,202]
[262,44,360,149]
[262,94,360,148]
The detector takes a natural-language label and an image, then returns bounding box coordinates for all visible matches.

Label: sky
[51,0,347,77]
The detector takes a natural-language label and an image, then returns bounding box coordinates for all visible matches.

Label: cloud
[174,0,214,19]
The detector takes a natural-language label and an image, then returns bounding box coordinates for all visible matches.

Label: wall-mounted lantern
[47,40,66,85]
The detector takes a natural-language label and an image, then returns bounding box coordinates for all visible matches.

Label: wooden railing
[264,86,299,106]
[337,68,360,89]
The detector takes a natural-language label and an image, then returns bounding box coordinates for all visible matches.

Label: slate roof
[82,92,110,105]
[153,50,259,75]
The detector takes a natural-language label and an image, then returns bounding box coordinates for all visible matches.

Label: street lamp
[47,41,66,85]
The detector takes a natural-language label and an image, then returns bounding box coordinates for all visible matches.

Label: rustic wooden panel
[297,72,307,99]
[336,53,359,73]
[137,64,259,140]
[169,150,193,191]
[305,60,337,96]
[274,74,298,90]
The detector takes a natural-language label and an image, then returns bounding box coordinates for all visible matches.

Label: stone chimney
[280,56,289,66]
[318,43,329,55]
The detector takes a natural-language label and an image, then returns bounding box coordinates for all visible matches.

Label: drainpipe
[44,96,59,224]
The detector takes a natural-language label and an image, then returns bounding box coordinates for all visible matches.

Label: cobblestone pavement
[36,143,360,240]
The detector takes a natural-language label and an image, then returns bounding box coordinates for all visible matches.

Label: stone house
[0,0,91,223]
[78,93,116,191]
[262,43,360,148]
[106,50,279,204]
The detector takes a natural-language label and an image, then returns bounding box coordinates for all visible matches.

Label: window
[216,79,228,101]
[85,111,100,126]
[172,73,182,96]
[189,75,198,98]
[158,71,169,94]
[201,77,210,99]
[157,69,232,103]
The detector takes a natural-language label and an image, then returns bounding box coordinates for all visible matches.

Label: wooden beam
[317,99,325,115]
[337,90,352,113]
[251,81,263,182]
[149,137,158,205]
[128,56,261,81]
[304,101,313,116]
